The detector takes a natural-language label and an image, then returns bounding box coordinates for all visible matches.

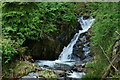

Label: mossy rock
[39,69,58,78]
[3,60,41,78]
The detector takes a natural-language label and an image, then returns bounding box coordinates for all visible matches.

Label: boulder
[54,63,71,70]
[82,56,92,62]
[73,48,86,60]
[72,61,84,71]
[88,52,95,56]
[75,61,84,67]
[77,68,88,73]
[53,70,65,77]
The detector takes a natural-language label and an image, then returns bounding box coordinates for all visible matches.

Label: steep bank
[82,2,120,78]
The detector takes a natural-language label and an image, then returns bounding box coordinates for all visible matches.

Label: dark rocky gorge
[23,24,81,60]
[21,16,95,79]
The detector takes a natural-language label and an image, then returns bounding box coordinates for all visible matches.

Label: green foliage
[2,2,76,40]
[83,53,108,79]
[3,60,40,78]
[1,38,25,63]
[83,2,120,78]
[89,2,120,52]
[2,2,77,64]
[40,69,57,78]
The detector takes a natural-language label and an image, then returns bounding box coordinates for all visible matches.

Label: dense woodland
[0,2,120,79]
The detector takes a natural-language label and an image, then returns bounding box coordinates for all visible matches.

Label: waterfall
[58,16,95,61]
[36,16,95,79]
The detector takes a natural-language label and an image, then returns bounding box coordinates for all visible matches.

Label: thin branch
[102,51,120,78]
[99,45,118,72]
[115,31,120,36]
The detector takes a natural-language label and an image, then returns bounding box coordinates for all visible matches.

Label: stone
[75,61,83,67]
[54,63,71,70]
[77,68,88,73]
[43,65,49,68]
[28,72,41,77]
[53,70,65,77]
[82,56,92,62]
[73,47,86,60]
[21,75,36,78]
[21,72,42,79]
[71,61,84,71]
[88,52,95,56]
[112,40,120,57]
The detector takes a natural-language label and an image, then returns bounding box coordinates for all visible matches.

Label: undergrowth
[82,2,120,79]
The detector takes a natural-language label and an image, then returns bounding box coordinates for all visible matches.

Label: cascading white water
[36,16,95,79]
[58,16,95,61]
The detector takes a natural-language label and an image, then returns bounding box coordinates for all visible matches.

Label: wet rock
[112,39,120,70]
[88,52,95,56]
[72,61,85,71]
[77,68,88,73]
[73,49,86,60]
[43,65,49,68]
[53,70,65,77]
[73,43,85,59]
[21,72,41,79]
[75,61,84,67]
[31,38,62,60]
[113,40,120,55]
[79,36,87,43]
[54,63,71,70]
[82,56,92,62]
[83,16,90,20]
[75,41,84,47]
[73,33,91,60]
[21,76,36,78]
[28,72,41,77]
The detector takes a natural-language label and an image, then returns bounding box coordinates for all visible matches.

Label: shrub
[83,2,120,78]
[2,2,76,40]
[1,38,25,63]
[1,2,77,64]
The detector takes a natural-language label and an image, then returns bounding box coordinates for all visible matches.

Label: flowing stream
[58,16,95,61]
[35,16,95,79]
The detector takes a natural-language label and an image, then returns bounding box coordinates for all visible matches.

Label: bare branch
[102,51,120,78]
[99,45,118,72]
[115,31,120,36]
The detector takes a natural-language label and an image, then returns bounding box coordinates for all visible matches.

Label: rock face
[23,23,80,60]
[73,32,92,60]
[31,38,61,60]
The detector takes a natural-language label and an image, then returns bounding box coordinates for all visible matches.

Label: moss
[3,60,41,78]
[39,69,58,78]
[3,60,58,79]
[82,2,119,79]
[82,53,109,79]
